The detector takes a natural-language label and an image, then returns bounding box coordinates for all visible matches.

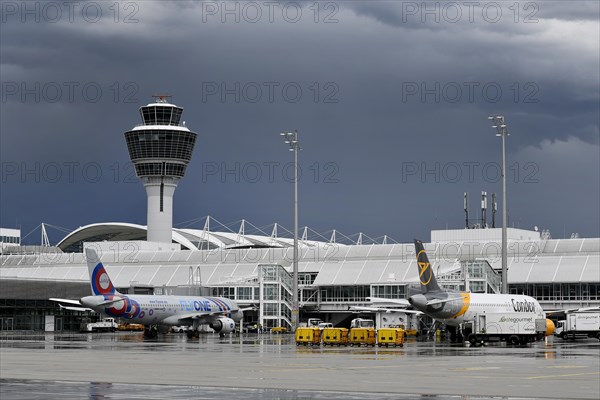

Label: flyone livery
[53,249,244,338]
[372,240,555,344]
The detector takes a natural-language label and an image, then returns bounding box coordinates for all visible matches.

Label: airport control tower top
[124,96,197,244]
[125,95,197,179]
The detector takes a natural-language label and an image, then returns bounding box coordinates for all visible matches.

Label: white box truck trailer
[463,313,546,345]
[555,312,600,341]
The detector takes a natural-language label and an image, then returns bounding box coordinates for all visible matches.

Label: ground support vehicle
[118,323,144,331]
[462,313,547,346]
[349,327,376,346]
[555,312,600,340]
[377,327,405,347]
[80,318,118,332]
[322,328,349,346]
[295,327,322,346]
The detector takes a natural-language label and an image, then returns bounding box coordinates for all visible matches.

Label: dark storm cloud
[1,0,598,243]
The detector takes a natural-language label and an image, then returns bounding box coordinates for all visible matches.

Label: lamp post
[280,130,300,331]
[488,115,510,294]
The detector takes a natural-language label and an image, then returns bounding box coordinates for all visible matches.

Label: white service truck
[350,318,375,329]
[554,311,600,340]
[463,313,547,345]
[80,318,118,332]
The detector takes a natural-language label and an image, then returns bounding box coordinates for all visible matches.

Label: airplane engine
[545,319,555,336]
[209,317,236,334]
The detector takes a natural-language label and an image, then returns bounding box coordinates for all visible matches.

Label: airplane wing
[59,304,92,312]
[49,298,92,312]
[50,297,125,311]
[173,310,234,323]
[367,297,411,306]
[350,306,423,315]
[49,298,81,305]
[425,297,464,306]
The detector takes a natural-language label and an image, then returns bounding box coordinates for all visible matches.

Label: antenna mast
[464,192,469,228]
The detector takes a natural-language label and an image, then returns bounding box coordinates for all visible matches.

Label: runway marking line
[526,372,600,380]
[545,365,586,369]
[450,367,501,371]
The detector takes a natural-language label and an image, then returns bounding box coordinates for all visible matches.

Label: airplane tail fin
[414,239,442,294]
[85,248,118,296]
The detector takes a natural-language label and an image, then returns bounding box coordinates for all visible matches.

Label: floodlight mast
[489,115,510,294]
[280,130,300,331]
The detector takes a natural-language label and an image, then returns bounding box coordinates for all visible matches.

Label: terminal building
[1,99,598,332]
[1,224,599,332]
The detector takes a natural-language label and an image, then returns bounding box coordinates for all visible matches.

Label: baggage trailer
[349,327,376,346]
[349,318,376,346]
[322,327,349,346]
[463,313,547,346]
[295,327,321,346]
[555,311,600,341]
[377,327,405,347]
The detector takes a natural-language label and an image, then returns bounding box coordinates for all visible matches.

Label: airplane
[367,240,556,345]
[51,248,246,338]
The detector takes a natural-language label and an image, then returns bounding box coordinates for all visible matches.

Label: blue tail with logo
[85,248,119,296]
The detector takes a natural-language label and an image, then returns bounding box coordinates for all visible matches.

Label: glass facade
[510,283,600,301]
[208,286,258,301]
[371,284,406,299]
[134,162,187,178]
[1,235,20,244]
[125,130,197,163]
[258,264,293,330]
[140,106,184,126]
[320,285,370,302]
[0,299,90,331]
[211,287,235,299]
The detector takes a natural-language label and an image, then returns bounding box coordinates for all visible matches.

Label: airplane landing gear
[144,325,158,339]
[186,330,198,339]
[186,321,201,339]
[448,326,463,343]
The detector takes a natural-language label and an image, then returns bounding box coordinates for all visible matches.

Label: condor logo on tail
[414,239,441,293]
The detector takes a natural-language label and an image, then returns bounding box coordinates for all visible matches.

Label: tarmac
[1,332,599,399]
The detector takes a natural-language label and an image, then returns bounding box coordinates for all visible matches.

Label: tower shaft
[143,177,178,243]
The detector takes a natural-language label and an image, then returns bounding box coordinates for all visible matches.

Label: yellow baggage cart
[295,327,321,346]
[322,327,349,346]
[377,327,405,347]
[349,327,376,346]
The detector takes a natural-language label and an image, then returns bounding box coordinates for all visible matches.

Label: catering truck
[462,313,549,345]
[554,311,600,340]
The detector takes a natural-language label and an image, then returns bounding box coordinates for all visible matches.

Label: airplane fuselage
[409,292,545,326]
[80,294,242,326]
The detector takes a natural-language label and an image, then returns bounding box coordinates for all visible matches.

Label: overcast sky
[1,1,599,245]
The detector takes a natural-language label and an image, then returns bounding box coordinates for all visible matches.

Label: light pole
[489,115,510,294]
[280,130,300,331]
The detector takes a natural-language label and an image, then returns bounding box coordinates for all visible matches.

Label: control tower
[125,96,197,243]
